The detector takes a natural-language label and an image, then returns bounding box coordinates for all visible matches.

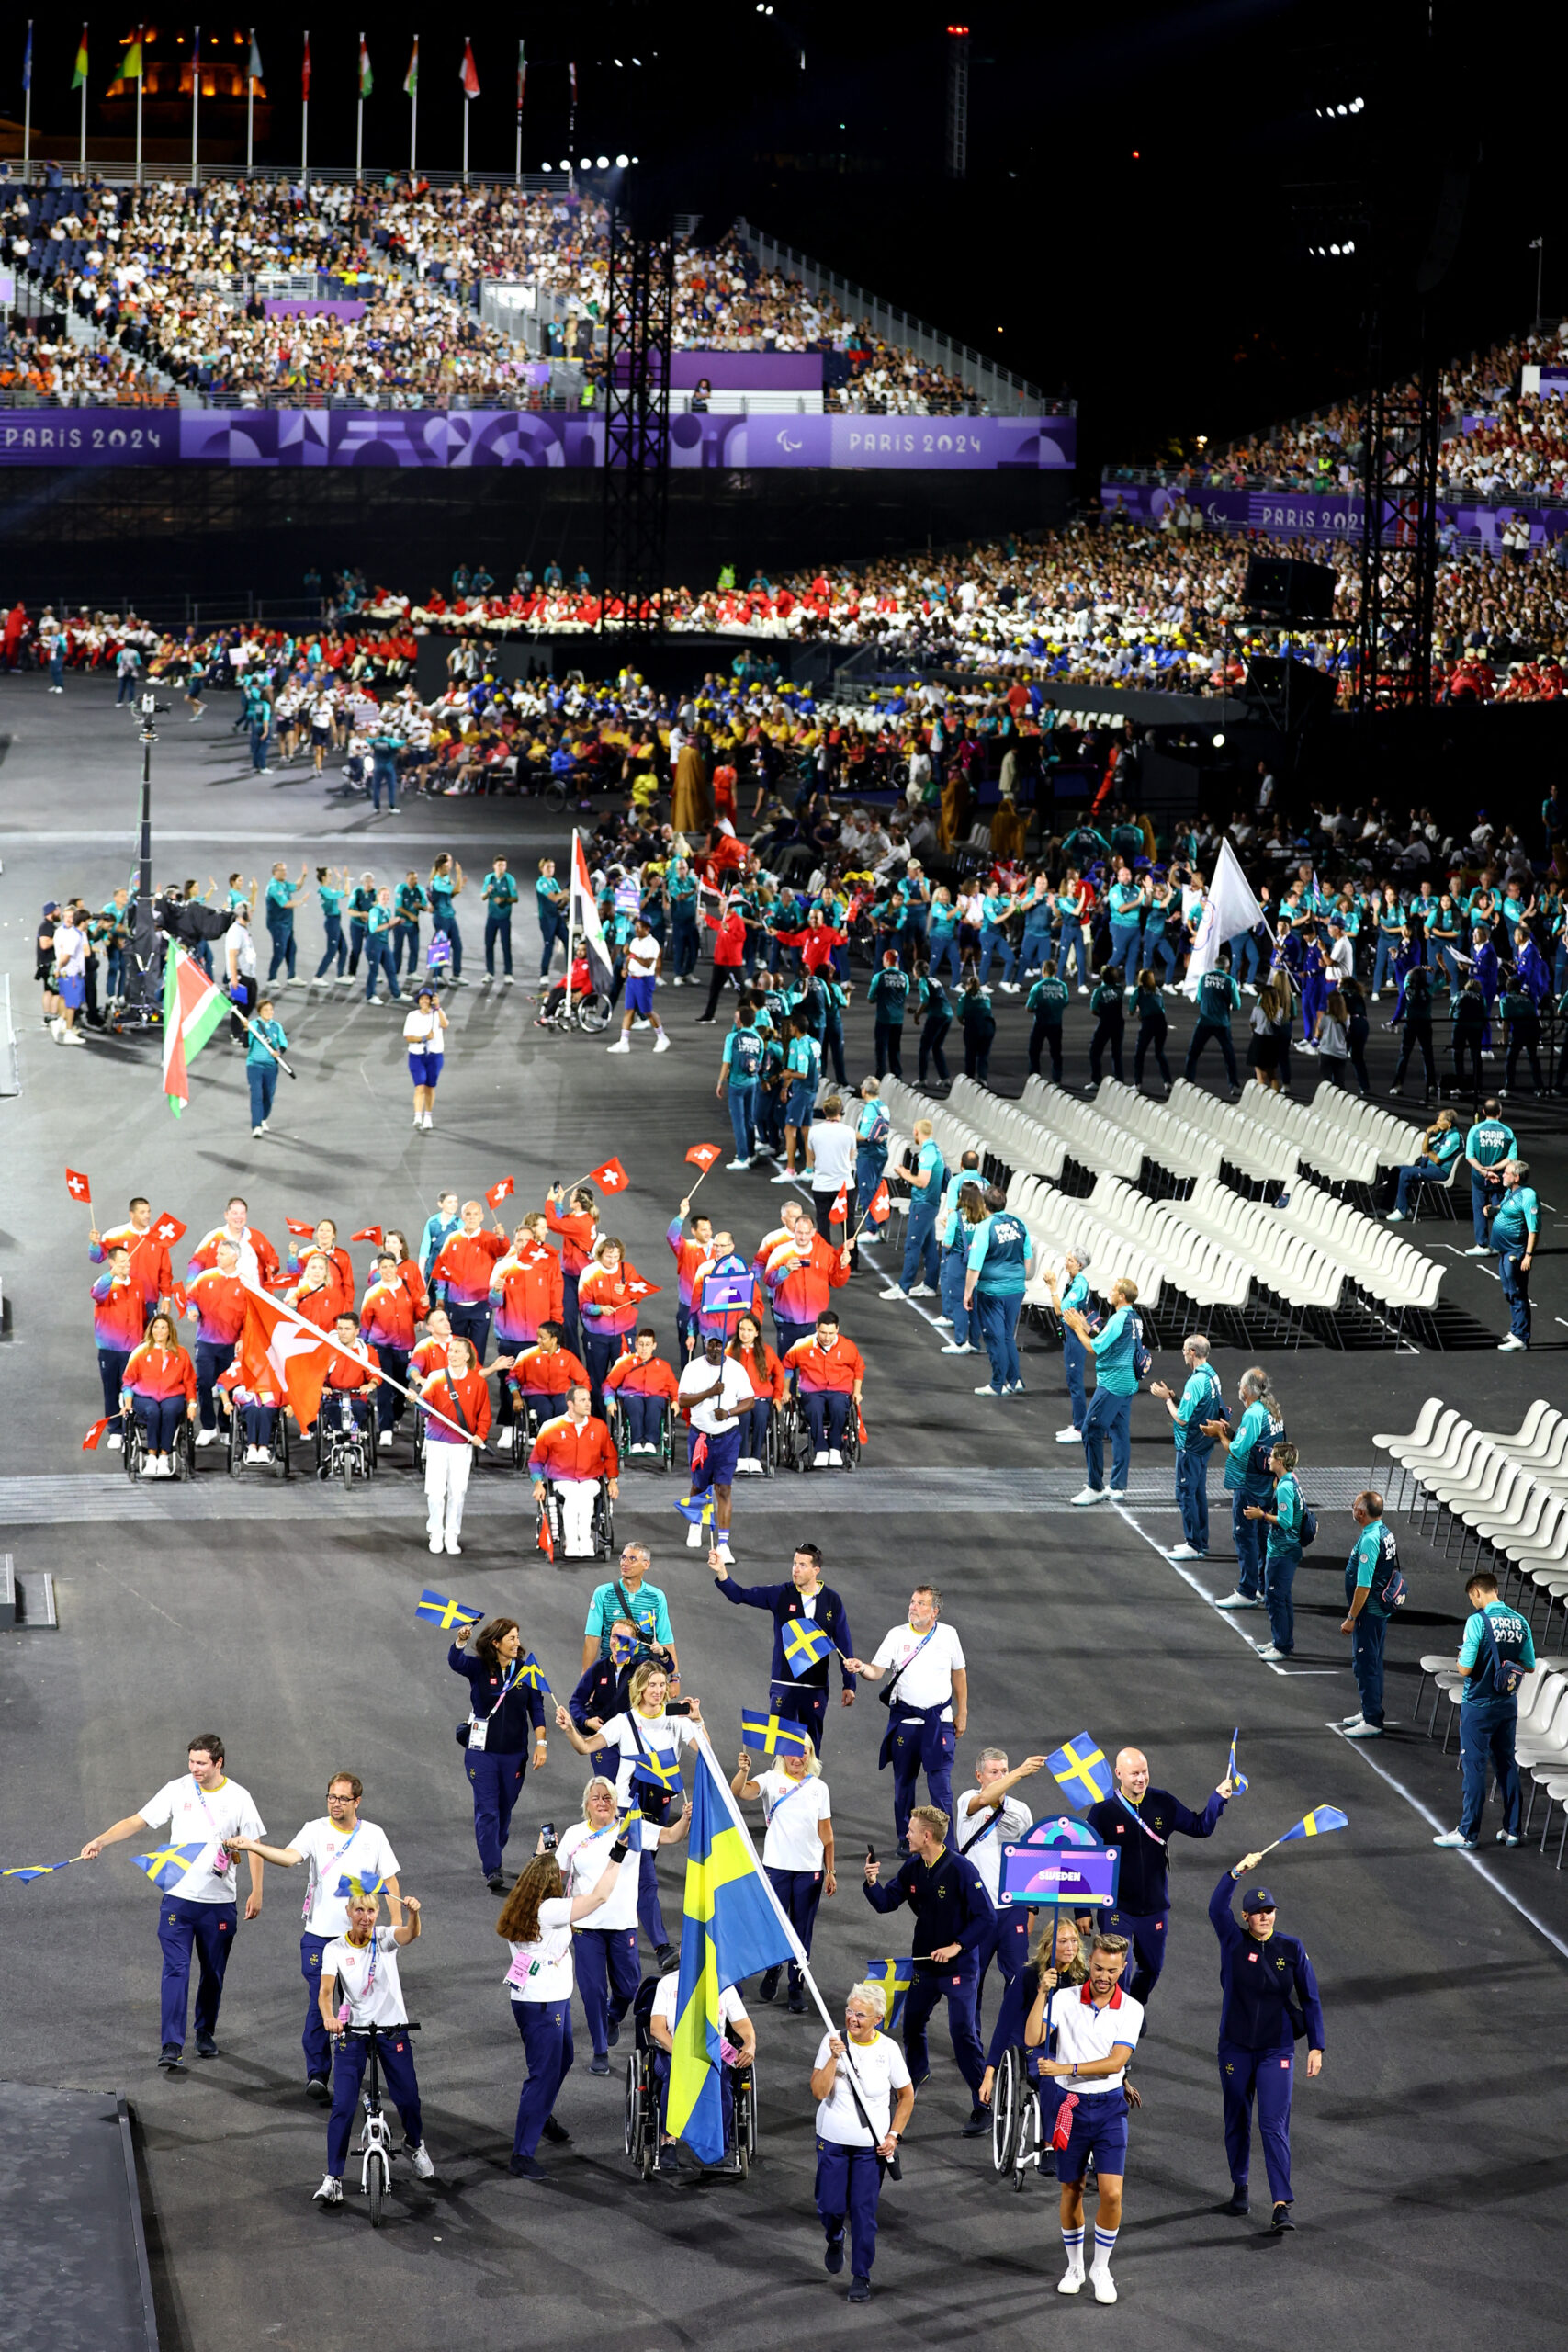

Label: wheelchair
[505,1393,550,1473]
[737,1399,779,1479]
[536,1475,615,1560]
[120,1403,198,1482]
[227,1402,291,1478]
[623,1977,759,2181]
[535,988,614,1035]
[608,1396,675,1474]
[775,1382,861,1474]
[990,2042,1062,2191]
[314,1388,379,1489]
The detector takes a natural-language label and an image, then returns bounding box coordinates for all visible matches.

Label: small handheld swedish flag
[864,1956,914,2029]
[1278,1805,1348,1843]
[673,1491,716,1529]
[631,1746,683,1799]
[1227,1728,1249,1795]
[1,1859,76,1886]
[781,1616,835,1678]
[335,1872,391,1899]
[517,1651,552,1696]
[740,1707,810,1761]
[1045,1731,1112,1809]
[415,1589,482,1633]
[132,1843,209,1892]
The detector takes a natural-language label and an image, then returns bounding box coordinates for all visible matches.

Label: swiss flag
[868,1179,891,1226]
[236,1284,335,1433]
[624,1275,660,1300]
[685,1144,722,1172]
[857,1407,868,1446]
[170,1281,190,1317]
[352,1225,385,1246]
[152,1211,187,1248]
[459,37,480,96]
[536,1510,554,1560]
[830,1186,849,1224]
[65,1167,91,1204]
[285,1217,316,1238]
[591,1157,629,1194]
[486,1177,515,1211]
[82,1417,112,1451]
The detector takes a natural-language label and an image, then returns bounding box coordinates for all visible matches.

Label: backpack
[1131,1310,1153,1383]
[1298,1502,1318,1548]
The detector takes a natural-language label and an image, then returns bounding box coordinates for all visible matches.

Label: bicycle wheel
[367,2148,386,2228]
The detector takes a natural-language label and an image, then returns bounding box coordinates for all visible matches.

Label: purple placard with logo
[671,351,823,390]
[0,410,180,464]
[1100,477,1568,550]
[999,1845,1121,1907]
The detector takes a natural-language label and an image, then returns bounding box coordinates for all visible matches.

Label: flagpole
[191,25,200,187]
[246,27,254,175]
[355,31,365,182]
[565,827,578,1022]
[515,41,524,187]
[239,1280,484,1448]
[462,85,469,187]
[410,40,418,174]
[135,26,144,185]
[301,32,309,187]
[79,27,87,174]
[22,23,31,183]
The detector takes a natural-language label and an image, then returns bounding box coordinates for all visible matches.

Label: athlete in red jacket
[528,1384,620,1558]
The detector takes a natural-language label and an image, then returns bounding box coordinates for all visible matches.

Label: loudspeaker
[1241,556,1337,621]
[1244,655,1337,731]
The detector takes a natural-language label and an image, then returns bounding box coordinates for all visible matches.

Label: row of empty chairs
[1415,1661,1568,1865]
[1024,1075,1295,1190]
[1373,1399,1568,1642]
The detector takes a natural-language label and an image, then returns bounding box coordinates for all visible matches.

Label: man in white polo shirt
[1030,1930,1143,2305]
[676,1332,755,1564]
[842,1584,967,1849]
[79,1730,265,2073]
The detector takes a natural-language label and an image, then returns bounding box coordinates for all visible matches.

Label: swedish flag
[415,1588,482,1633]
[1279,1805,1348,1843]
[334,1872,391,1899]
[1,1859,75,1886]
[864,1955,914,2029]
[518,1652,552,1696]
[1227,1727,1250,1795]
[1045,1731,1112,1809]
[132,1843,208,1892]
[666,1742,793,2164]
[781,1616,834,1678]
[631,1746,683,1800]
[673,1491,716,1529]
[740,1707,810,1761]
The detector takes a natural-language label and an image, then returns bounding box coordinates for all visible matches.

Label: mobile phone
[539,1822,557,1851]
[865,1843,876,1866]
[665,1698,694,1718]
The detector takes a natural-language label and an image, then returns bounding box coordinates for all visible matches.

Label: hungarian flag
[591,1157,629,1196]
[301,31,311,100]
[570,830,614,993]
[83,1418,112,1451]
[352,1225,384,1246]
[152,1211,187,1249]
[486,1177,515,1211]
[72,27,88,89]
[867,1179,892,1226]
[403,37,419,95]
[685,1144,722,1173]
[235,1285,334,1432]
[358,36,373,97]
[65,1167,91,1205]
[161,949,227,1118]
[460,39,479,97]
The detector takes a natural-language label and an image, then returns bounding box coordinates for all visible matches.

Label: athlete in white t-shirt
[953,1747,1047,2012]
[557,1775,693,2071]
[810,1981,915,2302]
[649,1968,755,2175]
[314,1888,433,2204]
[842,1584,968,1847]
[502,1830,629,2177]
[79,1734,265,2070]
[608,916,670,1057]
[732,1740,835,2013]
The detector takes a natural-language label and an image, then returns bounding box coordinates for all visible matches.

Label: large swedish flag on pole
[665,1736,795,2164]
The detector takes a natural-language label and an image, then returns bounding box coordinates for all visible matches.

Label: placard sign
[998,1817,1120,1909]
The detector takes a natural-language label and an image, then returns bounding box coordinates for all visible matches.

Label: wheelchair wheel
[276,1417,291,1478]
[595,1486,615,1558]
[575,990,613,1035]
[737,2061,759,2173]
[841,1416,861,1471]
[624,2054,655,2180]
[174,1419,198,1481]
[544,777,569,816]
[227,1412,244,1476]
[341,1448,355,1493]
[656,1408,673,1474]
[992,2043,1026,2177]
[411,1411,425,1472]
[121,1412,144,1481]
[1013,2074,1042,2190]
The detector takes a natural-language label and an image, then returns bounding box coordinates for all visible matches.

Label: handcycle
[314,1389,379,1489]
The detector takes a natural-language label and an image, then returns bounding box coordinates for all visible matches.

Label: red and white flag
[82,1417,112,1451]
[830,1186,849,1224]
[352,1225,385,1247]
[868,1179,892,1226]
[624,1275,660,1300]
[536,1510,554,1560]
[591,1157,629,1195]
[235,1284,335,1433]
[459,38,479,97]
[285,1217,316,1239]
[152,1211,187,1249]
[65,1167,91,1204]
[570,830,614,992]
[301,31,311,100]
[685,1144,722,1172]
[486,1176,515,1211]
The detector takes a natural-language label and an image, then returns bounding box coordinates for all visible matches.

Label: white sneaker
[716,1542,734,1565]
[940,1341,973,1355]
[413,1111,424,1126]
[107,1431,123,1451]
[313,2174,343,2205]
[606,1039,630,1055]
[1109,1487,1127,1500]
[408,2142,436,2179]
[444,1537,462,1555]
[196,1429,218,1448]
[423,1114,434,1130]
[1497,1334,1527,1351]
[880,1285,908,1301]
[1070,1487,1110,1506]
[1168,1543,1202,1560]
[1091,2269,1117,2305]
[771,1170,798,1184]
[975,1381,1003,1396]
[496,1428,514,1453]
[828,1449,843,1466]
[1342,1719,1383,1738]
[1463,1244,1490,1257]
[687,1522,704,1548]
[1214,1589,1259,1609]
[428,1536,444,1554]
[1384,1208,1405,1222]
[1055,1425,1080,1442]
[253,1124,265,1136]
[814,1450,830,1468]
[726,1159,750,1170]
[908,1283,936,1300]
[1432,1827,1475,1849]
[1057,2267,1085,2296]
[141,1457,159,1477]
[653,1034,671,1054]
[1257,1643,1290,1662]
[1339,1713,1366,1730]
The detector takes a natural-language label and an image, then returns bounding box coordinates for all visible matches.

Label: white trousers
[424,1442,472,1542]
[554,1478,597,1556]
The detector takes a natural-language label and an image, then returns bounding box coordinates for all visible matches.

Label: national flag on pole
[570,830,614,993]
[486,1177,515,1212]
[630,1745,683,1801]
[301,32,311,101]
[536,1510,555,1559]
[335,1871,390,1898]
[235,1283,335,1431]
[1045,1731,1112,1809]
[1227,1728,1249,1796]
[516,40,525,112]
[23,25,33,93]
[403,37,418,95]
[780,1617,834,1678]
[1185,837,1267,993]
[1277,1805,1348,1843]
[352,1225,384,1247]
[65,1166,91,1204]
[685,1144,722,1173]
[414,1589,482,1632]
[569,60,578,106]
[83,1417,112,1451]
[247,34,263,85]
[739,1708,810,1761]
[358,35,373,97]
[152,1211,186,1249]
[72,25,88,88]
[517,1652,552,1695]
[590,1157,629,1196]
[161,948,227,1117]
[624,1274,660,1302]
[665,1740,794,2164]
[673,1490,715,1529]
[132,1844,209,1893]
[830,1185,849,1224]
[867,1179,891,1226]
[864,1955,914,2029]
[124,33,143,81]
[285,1218,316,1239]
[460,38,479,98]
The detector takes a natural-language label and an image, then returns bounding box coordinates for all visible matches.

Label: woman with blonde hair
[555,1774,691,2075]
[809,1978,915,2304]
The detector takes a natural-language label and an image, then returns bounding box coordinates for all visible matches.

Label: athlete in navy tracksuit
[708,1544,856,1759]
[1086,1749,1230,2005]
[1210,1862,1325,2226]
[863,1813,991,2128]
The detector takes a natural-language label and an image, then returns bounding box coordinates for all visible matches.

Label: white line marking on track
[1108,1498,1341,1675]
[1328,1727,1568,1965]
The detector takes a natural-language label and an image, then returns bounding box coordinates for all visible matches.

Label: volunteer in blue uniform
[1043,1250,1092,1442]
[1491,1158,1539,1351]
[449,1617,549,1893]
[1433,1568,1536,1849]
[935,1150,983,1352]
[964,1185,1035,1399]
[1087,1747,1235,2004]
[1210,1854,1325,2230]
[481,855,520,981]
[852,1080,891,1246]
[1065,1276,1143,1502]
[1339,1490,1401,1737]
[1206,1367,1286,1610]
[1150,1331,1224,1559]
[565,1620,648,1777]
[863,1805,991,2130]
[886,1118,945,1300]
[1461,1097,1517,1252]
[843,1585,966,1847]
[706,1541,856,1759]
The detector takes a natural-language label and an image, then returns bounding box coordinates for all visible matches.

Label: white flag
[1184,837,1266,993]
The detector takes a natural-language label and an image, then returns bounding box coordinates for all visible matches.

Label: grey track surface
[2,674,1566,2352]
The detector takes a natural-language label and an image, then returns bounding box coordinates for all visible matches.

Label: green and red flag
[161,948,227,1117]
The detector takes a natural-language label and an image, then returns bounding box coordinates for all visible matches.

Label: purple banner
[670,351,822,390]
[1100,478,1568,550]
[0,406,1075,472]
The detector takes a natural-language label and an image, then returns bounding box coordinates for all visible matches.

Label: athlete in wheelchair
[217,1359,291,1476]
[625,1968,757,2179]
[777,1313,864,1473]
[528,1382,619,1558]
[118,1309,200,1481]
[726,1313,784,1478]
[501,1323,591,1466]
[314,1314,382,1486]
[604,1329,680,1472]
[980,1912,1089,2188]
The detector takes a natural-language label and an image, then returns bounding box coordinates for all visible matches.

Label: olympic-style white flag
[1184,838,1266,993]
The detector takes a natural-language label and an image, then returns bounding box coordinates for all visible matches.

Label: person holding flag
[554,1659,703,1973]
[79,1733,265,2075]
[863,1804,991,2133]
[449,1617,550,1894]
[91,1245,149,1431]
[314,1886,434,2207]
[675,1331,755,1560]
[1086,1747,1236,2005]
[187,1194,280,1292]
[732,1725,835,2014]
[487,1216,565,1441]
[1211,1845,1326,2231]
[666,1196,716,1353]
[708,1540,855,1759]
[606,913,671,1056]
[558,1776,692,2075]
[361,1252,419,1441]
[545,1182,599,1351]
[809,1981,915,2304]
[90,1196,175,1322]
[690,1232,762,1355]
[577,1235,655,1411]
[185,1236,247,1443]
[757,1199,851,1360]
[422,1335,491,1555]
[783,1311,865,1471]
[843,1584,966,1848]
[430,1198,509,1362]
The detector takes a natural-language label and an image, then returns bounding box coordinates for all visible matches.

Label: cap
[1240,1885,1277,1913]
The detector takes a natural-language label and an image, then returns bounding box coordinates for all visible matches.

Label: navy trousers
[328,2030,423,2175]
[1220,2037,1295,2202]
[1176,1445,1213,1551]
[1097,1904,1168,2004]
[974,1905,1030,2025]
[301,1929,333,2079]
[886,1715,956,1844]
[512,1996,573,2156]
[573,1925,640,2058]
[157,1895,237,2048]
[764,1865,824,1993]
[1459,1698,1521,1840]
[195,1339,236,1430]
[98,1344,130,1419]
[902,1955,985,2095]
[772,1677,829,1761]
[466,1749,526,1876]
[1352,1613,1387,1727]
[816,2140,885,2278]
[1231,1492,1266,1597]
[1082,1387,1132,1492]
[446,1303,491,1360]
